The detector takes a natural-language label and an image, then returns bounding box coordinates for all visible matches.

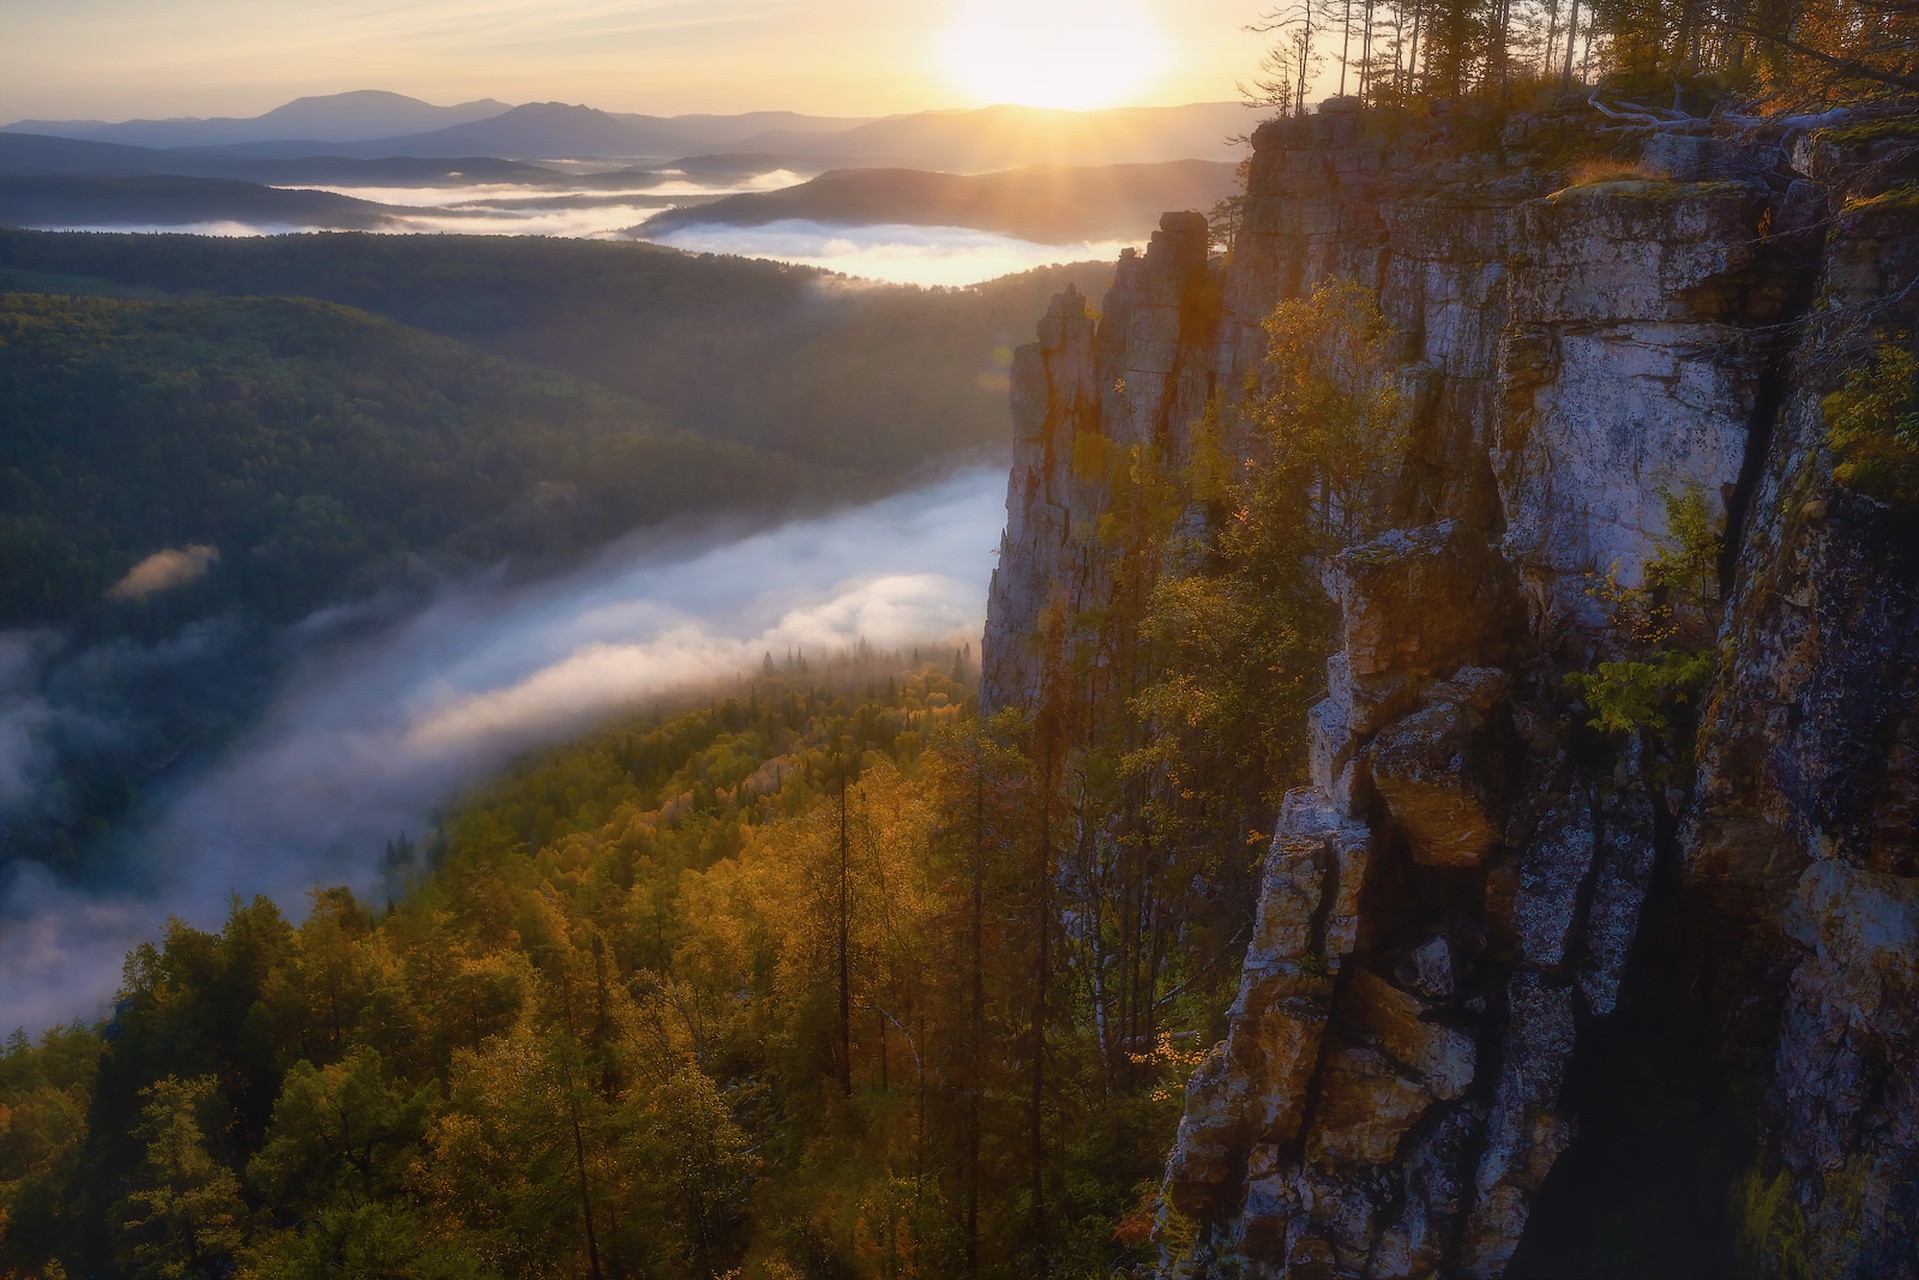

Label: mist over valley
[1,93,1244,283]
[0,466,1004,1032]
[0,223,1115,927]
[10,2,1905,1272]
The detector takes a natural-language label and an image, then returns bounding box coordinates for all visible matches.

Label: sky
[2,0,1268,122]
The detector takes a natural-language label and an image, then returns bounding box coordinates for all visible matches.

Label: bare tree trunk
[967,766,985,1279]
[1545,0,1562,86]
[1495,0,1514,93]
[569,1094,606,1280]
[1298,0,1316,113]
[1341,0,1355,93]
[1409,0,1427,93]
[838,767,852,1098]
[1560,0,1581,94]
[1361,0,1378,99]
[1028,734,1054,1275]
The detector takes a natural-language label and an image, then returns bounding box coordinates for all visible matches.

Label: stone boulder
[1311,1046,1436,1165]
[1506,791,1597,968]
[1160,791,1375,1218]
[1369,668,1515,868]
[1349,968,1476,1101]
[1330,522,1525,683]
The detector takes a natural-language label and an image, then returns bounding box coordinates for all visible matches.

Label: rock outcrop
[980,102,1919,1279]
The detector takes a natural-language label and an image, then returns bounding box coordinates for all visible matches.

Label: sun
[937,0,1170,112]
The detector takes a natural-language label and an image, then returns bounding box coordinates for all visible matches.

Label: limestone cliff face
[979,105,1918,1279]
[1685,129,1919,1275]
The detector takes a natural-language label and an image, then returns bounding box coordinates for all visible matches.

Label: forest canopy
[0,230,1113,477]
[0,233,1109,874]
[1242,0,1917,115]
[0,291,833,630]
[0,663,1235,1280]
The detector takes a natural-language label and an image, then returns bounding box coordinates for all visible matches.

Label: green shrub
[1824,337,1919,505]
[1566,649,1715,736]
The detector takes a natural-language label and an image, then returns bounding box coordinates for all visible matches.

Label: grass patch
[1841,182,1919,214]
[1821,115,1919,148]
[1566,156,1672,186]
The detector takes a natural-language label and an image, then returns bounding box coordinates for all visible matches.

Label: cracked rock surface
[980,105,1919,1278]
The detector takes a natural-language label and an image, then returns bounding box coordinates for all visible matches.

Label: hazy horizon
[3,88,1251,130]
[4,0,1270,124]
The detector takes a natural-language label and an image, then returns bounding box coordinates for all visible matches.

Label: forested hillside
[0,662,1227,1280]
[0,233,1105,879]
[0,292,828,630]
[0,176,399,233]
[0,232,1113,475]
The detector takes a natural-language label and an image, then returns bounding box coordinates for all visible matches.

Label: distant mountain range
[271,102,872,163]
[2,95,875,161]
[0,91,1253,245]
[2,91,1248,167]
[638,161,1241,243]
[3,91,513,149]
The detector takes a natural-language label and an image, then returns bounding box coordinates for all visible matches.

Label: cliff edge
[980,103,1919,1279]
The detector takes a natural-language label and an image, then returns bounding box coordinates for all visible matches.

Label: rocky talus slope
[980,105,1919,1278]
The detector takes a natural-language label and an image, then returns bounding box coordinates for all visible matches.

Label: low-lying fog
[304,170,804,211]
[646,219,1142,288]
[26,168,1140,286]
[35,169,805,243]
[0,467,1007,1034]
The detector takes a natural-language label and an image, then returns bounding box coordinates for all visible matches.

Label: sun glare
[938,0,1170,112]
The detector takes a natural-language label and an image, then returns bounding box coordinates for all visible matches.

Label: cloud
[645,219,1139,286]
[0,467,1008,1033]
[0,619,246,834]
[107,545,220,600]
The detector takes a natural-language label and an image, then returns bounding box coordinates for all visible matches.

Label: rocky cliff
[980,102,1919,1278]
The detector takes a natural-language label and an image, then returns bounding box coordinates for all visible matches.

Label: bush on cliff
[1825,335,1919,505]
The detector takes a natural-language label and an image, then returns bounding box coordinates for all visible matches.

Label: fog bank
[16,168,805,243]
[646,218,1140,287]
[0,468,1007,1034]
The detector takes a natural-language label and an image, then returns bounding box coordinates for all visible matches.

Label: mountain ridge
[4,94,1249,167]
[3,90,513,148]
